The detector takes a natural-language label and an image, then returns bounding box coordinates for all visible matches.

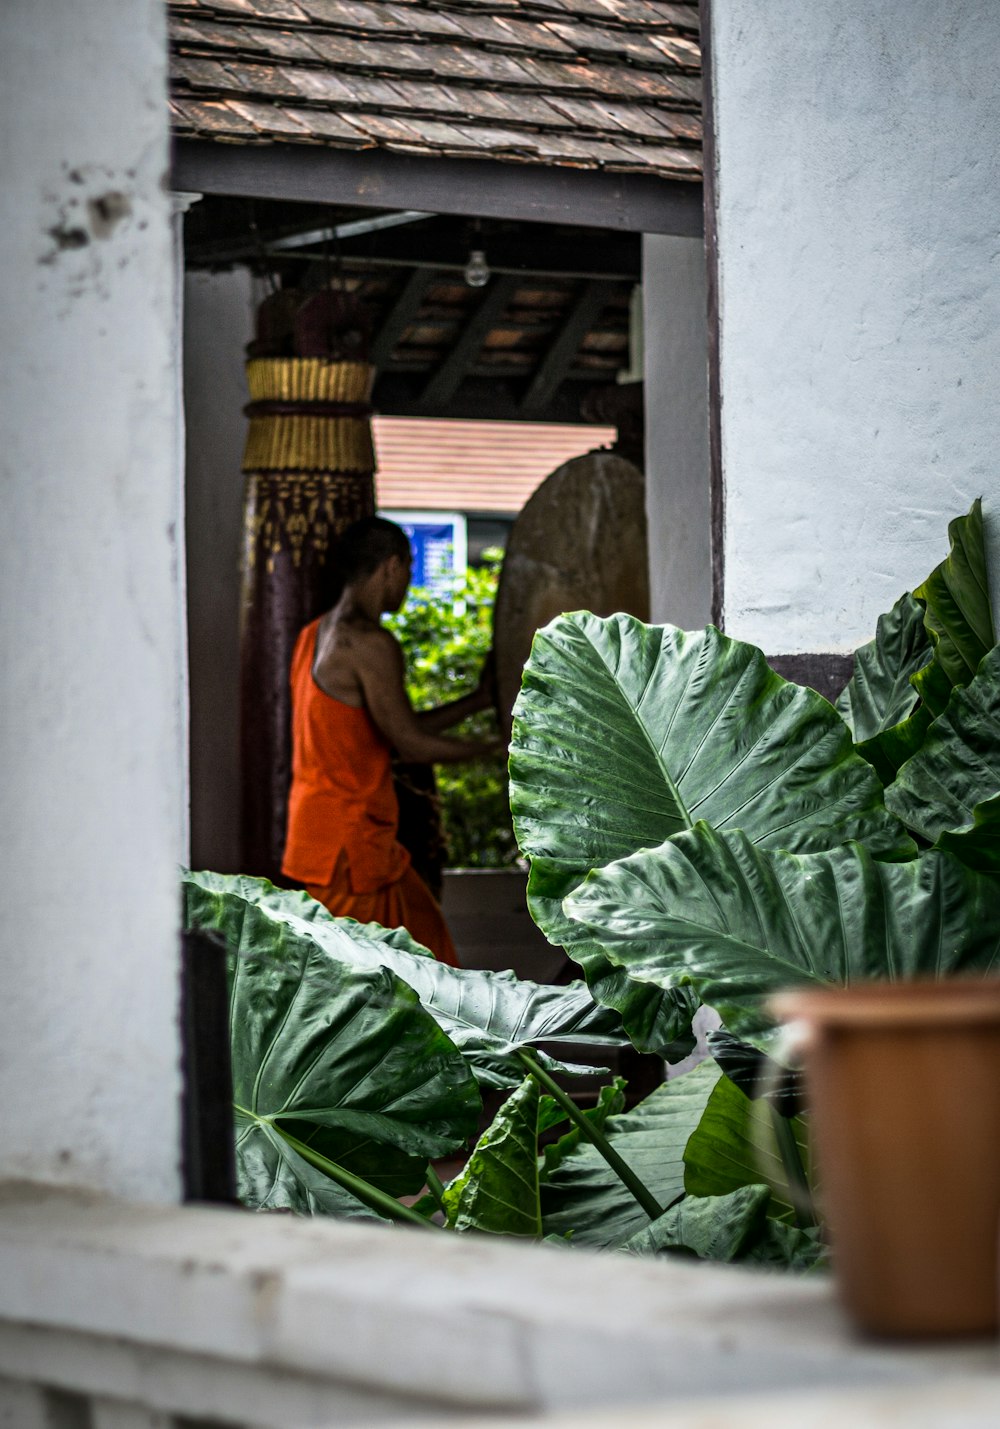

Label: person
[281,516,500,965]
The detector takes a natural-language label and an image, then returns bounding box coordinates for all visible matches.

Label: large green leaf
[183,880,481,1213]
[444,1075,542,1237]
[283,1124,430,1197]
[683,1071,809,1223]
[563,824,1000,1036]
[836,593,934,781]
[623,1187,825,1269]
[623,1184,770,1261]
[540,1060,721,1249]
[234,1112,389,1222]
[509,614,914,1053]
[913,497,995,700]
[184,871,625,1090]
[935,793,1000,874]
[836,592,932,744]
[706,1029,804,1118]
[886,646,1000,843]
[539,1078,627,1183]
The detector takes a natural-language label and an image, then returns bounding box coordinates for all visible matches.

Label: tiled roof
[373,416,616,512]
[168,1,702,182]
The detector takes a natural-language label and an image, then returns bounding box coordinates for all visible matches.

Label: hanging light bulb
[463,248,490,288]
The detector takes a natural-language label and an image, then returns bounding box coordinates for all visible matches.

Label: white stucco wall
[0,0,185,1200]
[642,234,713,628]
[184,268,254,873]
[710,0,1000,652]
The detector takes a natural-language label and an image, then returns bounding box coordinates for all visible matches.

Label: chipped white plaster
[0,0,184,1200]
[642,234,713,629]
[710,0,1000,651]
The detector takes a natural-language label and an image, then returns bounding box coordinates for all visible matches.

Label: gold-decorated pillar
[239,353,376,880]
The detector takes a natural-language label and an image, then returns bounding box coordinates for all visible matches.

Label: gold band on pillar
[242,357,375,478]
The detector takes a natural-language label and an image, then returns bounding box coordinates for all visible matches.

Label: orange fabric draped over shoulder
[281,619,458,966]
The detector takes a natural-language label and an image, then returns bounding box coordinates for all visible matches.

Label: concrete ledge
[389,1380,1000,1429]
[1,1182,997,1427]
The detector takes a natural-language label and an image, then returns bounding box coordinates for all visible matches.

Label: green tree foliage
[385,552,518,869]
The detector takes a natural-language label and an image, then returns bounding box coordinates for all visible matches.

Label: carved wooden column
[238,289,445,893]
[239,292,376,880]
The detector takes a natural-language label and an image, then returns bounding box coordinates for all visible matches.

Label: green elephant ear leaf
[234,1112,390,1222]
[623,1184,770,1261]
[184,870,626,1090]
[913,497,995,700]
[886,646,1000,844]
[623,1186,826,1269]
[444,1075,542,1237]
[836,592,932,744]
[839,501,995,779]
[509,614,914,1054]
[539,1077,628,1183]
[563,825,1000,1037]
[183,877,481,1214]
[835,593,934,782]
[683,1071,809,1223]
[281,1125,430,1197]
[934,793,1000,874]
[540,1060,721,1249]
[706,1029,804,1118]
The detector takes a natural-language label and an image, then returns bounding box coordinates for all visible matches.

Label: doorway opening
[184,196,642,921]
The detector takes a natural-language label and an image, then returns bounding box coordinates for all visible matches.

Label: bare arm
[357,629,500,764]
[415,652,496,734]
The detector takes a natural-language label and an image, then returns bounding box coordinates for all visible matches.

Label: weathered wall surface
[642,234,712,629]
[0,0,184,1200]
[184,268,253,873]
[709,0,1000,652]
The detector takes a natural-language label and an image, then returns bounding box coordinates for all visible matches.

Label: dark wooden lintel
[521,279,617,412]
[420,274,520,407]
[173,140,704,238]
[186,215,642,283]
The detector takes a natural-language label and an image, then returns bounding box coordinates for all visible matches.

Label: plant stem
[275,1125,442,1231]
[517,1048,664,1222]
[425,1164,448,1214]
[769,1108,816,1229]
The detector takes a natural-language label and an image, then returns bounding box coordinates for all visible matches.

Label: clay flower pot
[771,979,1000,1339]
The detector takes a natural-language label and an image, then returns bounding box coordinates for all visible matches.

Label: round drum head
[493,450,649,740]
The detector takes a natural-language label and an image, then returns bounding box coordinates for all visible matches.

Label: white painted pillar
[707,0,1000,652]
[642,234,712,629]
[0,0,185,1201]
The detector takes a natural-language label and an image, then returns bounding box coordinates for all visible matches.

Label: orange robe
[281,619,458,965]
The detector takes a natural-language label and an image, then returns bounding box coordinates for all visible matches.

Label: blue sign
[381,510,467,596]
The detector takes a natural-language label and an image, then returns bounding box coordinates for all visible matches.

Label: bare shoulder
[356,624,404,678]
[313,613,400,704]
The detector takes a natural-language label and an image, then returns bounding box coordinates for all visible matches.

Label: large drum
[492,449,650,739]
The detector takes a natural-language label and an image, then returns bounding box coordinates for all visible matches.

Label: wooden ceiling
[185,197,641,422]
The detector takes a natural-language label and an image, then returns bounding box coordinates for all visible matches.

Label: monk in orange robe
[282,516,500,965]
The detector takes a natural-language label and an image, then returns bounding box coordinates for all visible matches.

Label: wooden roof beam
[520,279,617,413]
[371,266,438,370]
[420,273,520,407]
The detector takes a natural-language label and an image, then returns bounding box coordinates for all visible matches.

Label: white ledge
[0,1181,997,1426]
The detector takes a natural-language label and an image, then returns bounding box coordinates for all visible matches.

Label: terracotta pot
[771,979,1000,1339]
